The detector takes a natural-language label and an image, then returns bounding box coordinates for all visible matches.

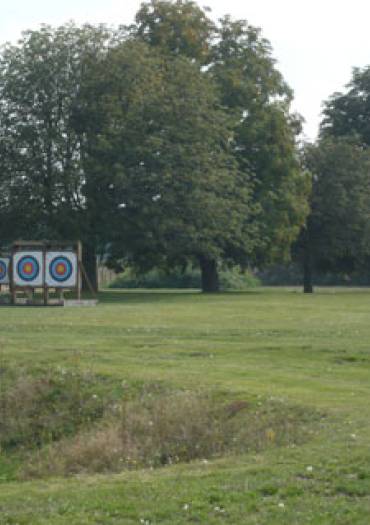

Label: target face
[13,252,44,286]
[46,252,77,288]
[0,258,10,284]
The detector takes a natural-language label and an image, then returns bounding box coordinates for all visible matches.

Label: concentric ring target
[17,255,40,282]
[0,260,7,281]
[49,256,73,283]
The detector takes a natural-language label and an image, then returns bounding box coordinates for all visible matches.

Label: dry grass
[0,366,319,480]
[21,390,318,478]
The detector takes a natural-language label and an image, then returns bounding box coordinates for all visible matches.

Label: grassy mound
[0,367,320,479]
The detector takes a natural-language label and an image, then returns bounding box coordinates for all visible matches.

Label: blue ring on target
[49,256,73,283]
[0,260,7,281]
[17,255,40,282]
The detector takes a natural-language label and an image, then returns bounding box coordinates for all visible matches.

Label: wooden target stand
[4,241,97,307]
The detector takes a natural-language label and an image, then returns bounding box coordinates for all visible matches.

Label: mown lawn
[1,288,370,524]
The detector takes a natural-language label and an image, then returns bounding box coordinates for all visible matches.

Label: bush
[109,266,260,290]
[258,263,370,286]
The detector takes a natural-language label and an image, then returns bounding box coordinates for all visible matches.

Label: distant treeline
[1,1,370,293]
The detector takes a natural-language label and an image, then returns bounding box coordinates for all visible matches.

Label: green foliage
[109,266,260,290]
[294,137,370,290]
[258,263,370,286]
[0,24,112,244]
[101,1,309,290]
[321,66,370,144]
[0,367,115,450]
[83,39,257,278]
[219,267,261,290]
[132,0,215,62]
[210,16,310,264]
[0,3,310,292]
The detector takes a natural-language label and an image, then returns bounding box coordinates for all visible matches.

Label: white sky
[1,0,370,140]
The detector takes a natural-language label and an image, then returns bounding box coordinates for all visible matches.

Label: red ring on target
[17,255,40,282]
[0,260,7,281]
[49,256,73,283]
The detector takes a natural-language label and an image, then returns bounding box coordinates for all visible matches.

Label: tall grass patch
[0,366,321,480]
[0,366,120,451]
[22,394,320,478]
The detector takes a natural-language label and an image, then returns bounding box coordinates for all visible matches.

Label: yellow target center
[56,263,65,275]
[24,263,33,274]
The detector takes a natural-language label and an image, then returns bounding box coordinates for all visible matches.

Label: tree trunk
[199,256,219,293]
[303,249,313,293]
[82,243,98,293]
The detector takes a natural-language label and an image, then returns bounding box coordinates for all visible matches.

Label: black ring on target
[17,255,40,282]
[0,260,7,281]
[49,256,73,283]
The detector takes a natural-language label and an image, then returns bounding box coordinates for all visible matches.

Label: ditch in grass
[0,366,323,479]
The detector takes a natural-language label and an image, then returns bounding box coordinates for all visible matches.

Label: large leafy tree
[294,138,370,292]
[308,66,370,292]
[128,0,310,286]
[81,41,258,291]
[0,23,112,288]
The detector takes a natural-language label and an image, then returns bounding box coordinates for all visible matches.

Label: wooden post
[26,287,33,304]
[10,250,15,305]
[79,260,97,298]
[11,287,16,305]
[77,241,82,300]
[43,246,48,306]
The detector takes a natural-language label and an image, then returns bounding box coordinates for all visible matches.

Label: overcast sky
[1,0,370,140]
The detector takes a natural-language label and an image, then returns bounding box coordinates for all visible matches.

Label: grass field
[1,288,370,524]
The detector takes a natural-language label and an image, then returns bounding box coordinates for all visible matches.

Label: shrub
[109,266,260,290]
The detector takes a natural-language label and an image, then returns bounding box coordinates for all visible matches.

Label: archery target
[13,252,43,287]
[45,252,77,288]
[0,258,10,284]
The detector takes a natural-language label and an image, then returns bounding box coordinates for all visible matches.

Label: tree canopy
[321,66,370,145]
[294,138,370,292]
[0,24,112,238]
[80,40,259,291]
[0,1,311,291]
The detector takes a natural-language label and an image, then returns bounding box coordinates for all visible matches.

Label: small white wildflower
[306,465,313,472]
[350,434,357,439]
[92,394,98,399]
[183,504,189,511]
[201,459,209,464]
[278,502,285,509]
